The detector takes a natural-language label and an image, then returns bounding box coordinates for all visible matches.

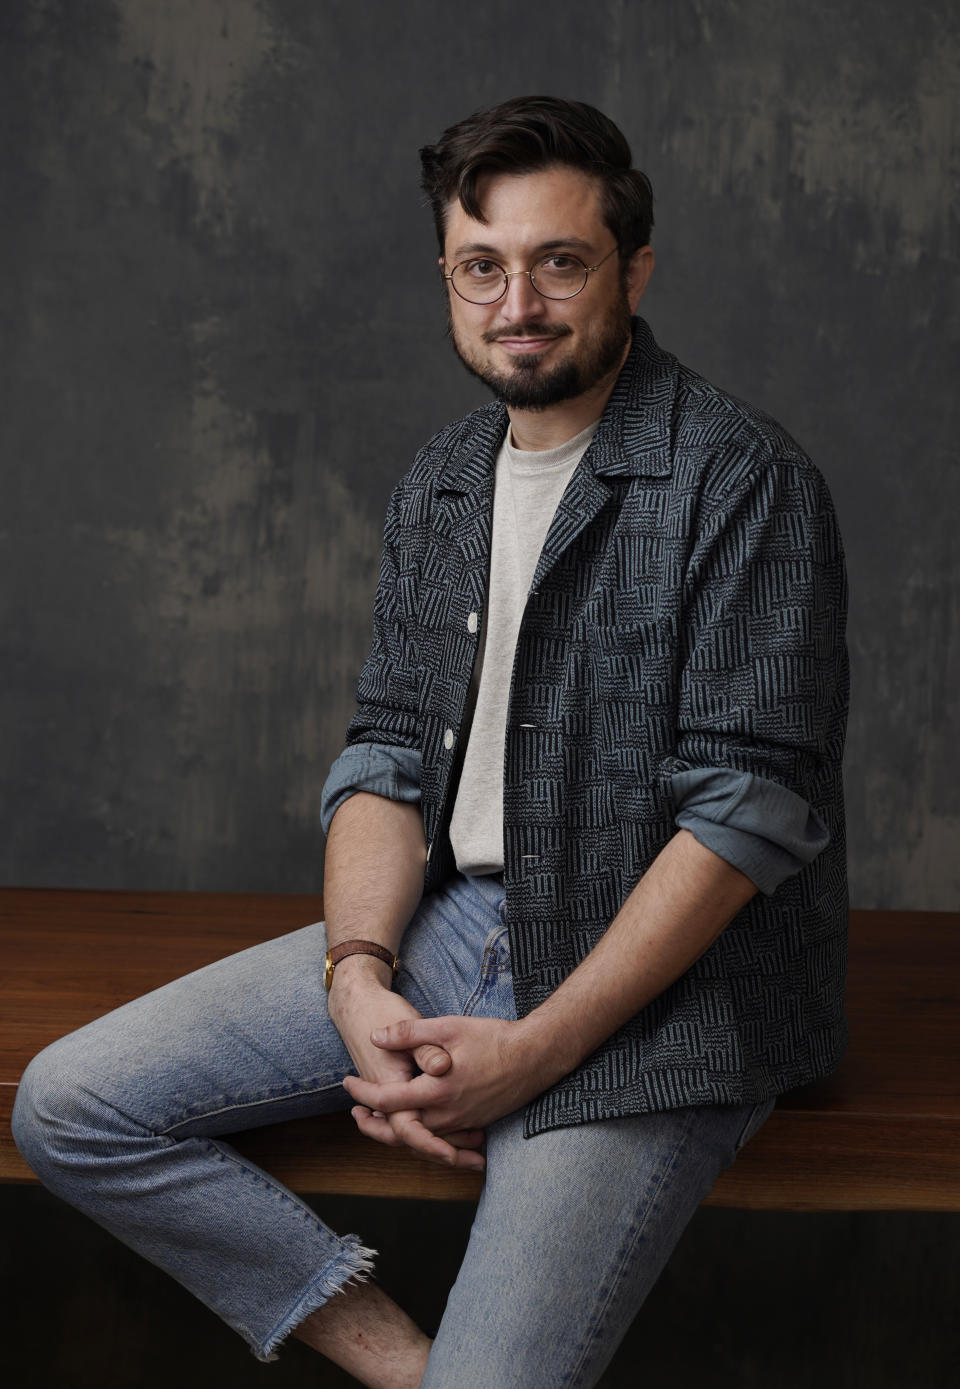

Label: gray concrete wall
[1,0,957,905]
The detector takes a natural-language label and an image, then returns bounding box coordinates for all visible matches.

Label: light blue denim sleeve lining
[670,767,830,897]
[320,742,422,837]
[320,751,826,895]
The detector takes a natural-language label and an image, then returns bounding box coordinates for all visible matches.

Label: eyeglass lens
[451,255,589,303]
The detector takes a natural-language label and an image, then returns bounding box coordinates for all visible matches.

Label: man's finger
[350,1106,403,1146]
[370,1017,448,1051]
[343,1072,437,1112]
[389,1111,485,1172]
[351,1099,485,1170]
[442,1128,486,1150]
[413,1043,451,1076]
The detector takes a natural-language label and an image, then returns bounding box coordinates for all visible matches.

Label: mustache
[482,323,573,344]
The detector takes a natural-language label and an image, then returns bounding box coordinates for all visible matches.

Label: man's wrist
[511,1008,579,1094]
[327,950,395,998]
[325,939,398,991]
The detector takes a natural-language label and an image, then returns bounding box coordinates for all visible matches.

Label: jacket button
[467,611,478,633]
[444,728,455,750]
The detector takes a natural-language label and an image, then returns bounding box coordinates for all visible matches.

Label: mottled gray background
[3,2,958,1385]
[2,0,957,904]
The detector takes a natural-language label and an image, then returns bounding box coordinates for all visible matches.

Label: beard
[447,290,634,410]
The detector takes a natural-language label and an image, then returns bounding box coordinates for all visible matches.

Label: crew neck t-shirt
[449,419,601,875]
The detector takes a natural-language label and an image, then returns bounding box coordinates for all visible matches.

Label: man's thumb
[369,1019,452,1073]
[413,1044,451,1075]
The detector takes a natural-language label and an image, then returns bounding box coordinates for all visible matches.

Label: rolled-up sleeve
[320,741,422,837]
[671,766,830,896]
[322,479,425,839]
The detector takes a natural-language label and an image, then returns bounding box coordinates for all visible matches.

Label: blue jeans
[12,871,774,1384]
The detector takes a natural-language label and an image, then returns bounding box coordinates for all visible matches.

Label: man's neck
[506,342,629,451]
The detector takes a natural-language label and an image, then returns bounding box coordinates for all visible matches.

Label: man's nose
[498,269,544,320]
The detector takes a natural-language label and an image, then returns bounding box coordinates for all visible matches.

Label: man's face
[441,166,649,411]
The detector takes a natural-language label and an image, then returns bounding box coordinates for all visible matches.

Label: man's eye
[541,255,577,270]
[465,259,501,278]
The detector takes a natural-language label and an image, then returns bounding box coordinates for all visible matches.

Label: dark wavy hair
[419,95,654,260]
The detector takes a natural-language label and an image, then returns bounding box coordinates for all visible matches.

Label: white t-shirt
[449,418,601,875]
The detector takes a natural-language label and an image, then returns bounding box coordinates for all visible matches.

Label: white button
[444,728,454,749]
[467,611,478,633]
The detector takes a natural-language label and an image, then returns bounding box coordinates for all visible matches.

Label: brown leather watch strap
[324,939,399,991]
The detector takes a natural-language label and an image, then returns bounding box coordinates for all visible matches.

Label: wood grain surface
[2,888,958,1210]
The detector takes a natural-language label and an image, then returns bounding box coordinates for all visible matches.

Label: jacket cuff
[320,742,422,837]
[670,767,830,896]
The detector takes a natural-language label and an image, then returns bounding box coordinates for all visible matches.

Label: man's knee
[12,1035,121,1189]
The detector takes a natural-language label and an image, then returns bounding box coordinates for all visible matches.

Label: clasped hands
[334,986,545,1172]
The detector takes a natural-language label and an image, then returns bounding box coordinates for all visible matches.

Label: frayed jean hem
[252,1234,379,1363]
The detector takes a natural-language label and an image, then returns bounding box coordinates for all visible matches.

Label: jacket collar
[436,316,678,494]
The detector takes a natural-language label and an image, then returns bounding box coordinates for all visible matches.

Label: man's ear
[625,245,655,311]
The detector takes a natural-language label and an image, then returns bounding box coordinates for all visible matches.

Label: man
[14,96,849,1388]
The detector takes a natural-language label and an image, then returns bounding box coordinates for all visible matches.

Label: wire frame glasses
[443,245,619,304]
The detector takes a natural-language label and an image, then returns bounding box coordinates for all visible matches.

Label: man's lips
[492,335,563,354]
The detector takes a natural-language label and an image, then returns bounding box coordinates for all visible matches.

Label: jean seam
[160,1079,347,1137]
[460,926,510,1017]
[460,966,492,1017]
[734,1096,776,1153]
[562,1105,700,1387]
[202,1136,323,1208]
[200,1136,348,1245]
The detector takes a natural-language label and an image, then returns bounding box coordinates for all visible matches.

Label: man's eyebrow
[449,236,597,260]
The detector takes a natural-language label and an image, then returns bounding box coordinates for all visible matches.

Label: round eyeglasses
[443,245,619,305]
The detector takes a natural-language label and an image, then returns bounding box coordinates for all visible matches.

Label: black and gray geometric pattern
[345,317,849,1138]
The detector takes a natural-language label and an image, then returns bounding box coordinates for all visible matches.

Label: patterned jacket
[343,317,850,1137]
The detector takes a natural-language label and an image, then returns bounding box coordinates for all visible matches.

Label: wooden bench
[3,887,958,1211]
